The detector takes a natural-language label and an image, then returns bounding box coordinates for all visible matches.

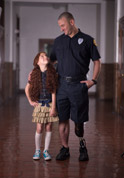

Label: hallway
[0,95,124,178]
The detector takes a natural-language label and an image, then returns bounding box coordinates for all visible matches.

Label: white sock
[35,132,41,150]
[44,132,52,151]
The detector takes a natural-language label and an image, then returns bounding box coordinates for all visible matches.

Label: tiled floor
[0,95,124,178]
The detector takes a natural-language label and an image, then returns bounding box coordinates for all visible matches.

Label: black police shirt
[50,29,101,77]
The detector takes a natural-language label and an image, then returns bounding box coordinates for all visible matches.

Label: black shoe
[56,146,70,160]
[79,139,89,161]
[121,152,124,159]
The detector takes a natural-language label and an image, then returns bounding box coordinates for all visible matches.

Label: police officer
[50,12,101,161]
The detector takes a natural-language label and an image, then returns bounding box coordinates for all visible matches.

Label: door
[118,17,124,117]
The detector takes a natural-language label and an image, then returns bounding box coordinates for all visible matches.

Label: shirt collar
[64,28,81,39]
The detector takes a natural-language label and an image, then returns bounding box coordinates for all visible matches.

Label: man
[50,12,101,161]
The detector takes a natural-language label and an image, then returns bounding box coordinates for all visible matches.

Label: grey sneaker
[33,150,41,160]
[43,150,51,161]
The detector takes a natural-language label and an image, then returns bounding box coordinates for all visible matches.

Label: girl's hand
[29,101,38,107]
[49,108,57,117]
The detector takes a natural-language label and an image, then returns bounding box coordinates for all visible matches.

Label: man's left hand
[80,80,94,89]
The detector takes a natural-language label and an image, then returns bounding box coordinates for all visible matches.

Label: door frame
[116,16,124,116]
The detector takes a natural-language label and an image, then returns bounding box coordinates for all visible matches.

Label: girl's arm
[49,91,57,117]
[25,83,38,107]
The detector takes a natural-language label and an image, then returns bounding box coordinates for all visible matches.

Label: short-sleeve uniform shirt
[50,29,101,77]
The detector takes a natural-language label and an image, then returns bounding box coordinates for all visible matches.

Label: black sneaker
[79,139,89,161]
[56,146,70,160]
[121,152,124,159]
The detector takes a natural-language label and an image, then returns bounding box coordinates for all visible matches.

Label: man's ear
[70,19,74,26]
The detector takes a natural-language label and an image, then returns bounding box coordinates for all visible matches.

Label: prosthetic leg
[75,123,84,137]
[75,123,89,161]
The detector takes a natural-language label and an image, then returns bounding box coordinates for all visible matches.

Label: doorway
[39,39,54,57]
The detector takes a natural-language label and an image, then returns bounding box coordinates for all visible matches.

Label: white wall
[4,0,12,62]
[105,1,115,63]
[20,4,66,89]
[115,0,124,63]
[12,0,103,3]
[68,4,98,38]
[120,0,124,18]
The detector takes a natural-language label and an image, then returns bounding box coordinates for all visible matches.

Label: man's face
[58,17,73,36]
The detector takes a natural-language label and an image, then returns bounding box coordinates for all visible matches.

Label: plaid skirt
[32,103,59,124]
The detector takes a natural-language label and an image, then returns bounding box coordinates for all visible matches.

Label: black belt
[60,76,86,83]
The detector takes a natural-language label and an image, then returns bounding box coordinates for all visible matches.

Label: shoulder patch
[93,39,97,46]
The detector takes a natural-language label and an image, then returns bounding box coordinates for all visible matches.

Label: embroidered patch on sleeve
[93,39,97,46]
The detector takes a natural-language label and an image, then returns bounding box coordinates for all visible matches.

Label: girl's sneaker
[43,150,51,161]
[33,150,41,160]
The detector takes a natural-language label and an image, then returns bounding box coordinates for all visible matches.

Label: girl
[25,52,58,161]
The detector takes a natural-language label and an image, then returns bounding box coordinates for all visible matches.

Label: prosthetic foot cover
[79,139,89,161]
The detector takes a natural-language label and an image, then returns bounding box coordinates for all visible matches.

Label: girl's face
[37,53,49,66]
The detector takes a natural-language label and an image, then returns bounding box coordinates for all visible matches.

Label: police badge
[78,38,83,45]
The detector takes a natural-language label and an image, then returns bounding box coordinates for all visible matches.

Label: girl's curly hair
[29,52,58,101]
